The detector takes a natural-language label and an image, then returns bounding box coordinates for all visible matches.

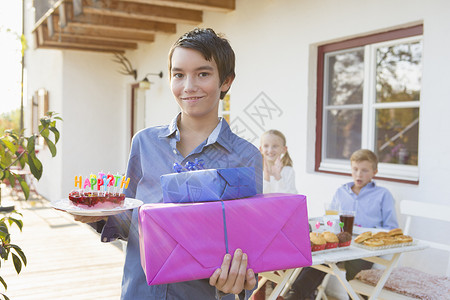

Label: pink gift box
[138,193,312,285]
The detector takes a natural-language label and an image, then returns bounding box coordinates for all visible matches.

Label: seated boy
[286,149,399,300]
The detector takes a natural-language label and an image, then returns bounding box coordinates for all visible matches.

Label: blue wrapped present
[160,167,257,203]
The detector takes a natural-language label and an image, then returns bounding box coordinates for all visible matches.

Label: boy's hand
[72,215,108,223]
[209,249,256,294]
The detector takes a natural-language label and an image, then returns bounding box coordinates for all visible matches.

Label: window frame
[315,25,423,184]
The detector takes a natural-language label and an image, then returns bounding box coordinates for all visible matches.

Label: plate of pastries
[353,228,414,250]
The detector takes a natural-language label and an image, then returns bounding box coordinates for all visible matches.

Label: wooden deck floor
[1,188,125,299]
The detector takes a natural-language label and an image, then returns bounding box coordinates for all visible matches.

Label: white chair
[349,200,450,299]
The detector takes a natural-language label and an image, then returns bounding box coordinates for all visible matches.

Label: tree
[0,111,61,300]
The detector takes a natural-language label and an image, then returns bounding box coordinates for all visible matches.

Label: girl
[260,129,297,193]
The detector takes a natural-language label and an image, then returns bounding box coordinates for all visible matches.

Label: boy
[286,149,398,300]
[75,28,263,299]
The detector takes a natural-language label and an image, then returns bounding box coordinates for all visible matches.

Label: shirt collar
[158,113,181,139]
[344,180,376,194]
[157,114,233,153]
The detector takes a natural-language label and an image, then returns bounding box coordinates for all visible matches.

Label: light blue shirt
[100,114,263,300]
[331,181,399,229]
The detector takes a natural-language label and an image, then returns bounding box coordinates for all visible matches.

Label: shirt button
[173,149,177,154]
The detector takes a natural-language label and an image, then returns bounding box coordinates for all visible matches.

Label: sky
[0,1,23,114]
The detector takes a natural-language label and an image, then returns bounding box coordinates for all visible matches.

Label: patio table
[256,240,428,300]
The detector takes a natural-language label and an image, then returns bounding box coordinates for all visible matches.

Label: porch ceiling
[32,0,235,53]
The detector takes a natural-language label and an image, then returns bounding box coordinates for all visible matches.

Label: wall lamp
[139,72,164,89]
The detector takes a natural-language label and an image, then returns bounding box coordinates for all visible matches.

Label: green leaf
[27,135,35,155]
[0,276,7,291]
[10,245,26,266]
[1,292,11,300]
[18,152,27,169]
[8,217,23,231]
[49,127,60,144]
[0,170,4,181]
[1,138,17,153]
[43,136,57,157]
[0,142,5,157]
[12,253,22,274]
[27,155,43,180]
[54,116,63,121]
[18,176,30,200]
[41,128,50,139]
[6,171,15,189]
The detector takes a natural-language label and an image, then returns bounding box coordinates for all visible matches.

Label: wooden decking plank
[1,193,125,299]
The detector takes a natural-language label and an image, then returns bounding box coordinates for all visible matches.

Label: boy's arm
[248,151,263,194]
[381,190,399,229]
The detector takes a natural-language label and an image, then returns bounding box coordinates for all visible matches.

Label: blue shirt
[100,114,263,300]
[331,181,399,229]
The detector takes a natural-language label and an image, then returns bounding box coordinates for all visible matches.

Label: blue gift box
[160,167,257,203]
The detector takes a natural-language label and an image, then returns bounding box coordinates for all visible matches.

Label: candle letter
[74,176,82,189]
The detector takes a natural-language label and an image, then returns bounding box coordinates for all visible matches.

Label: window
[315,25,423,182]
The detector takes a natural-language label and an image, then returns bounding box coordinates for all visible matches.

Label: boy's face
[259,134,287,163]
[351,160,377,190]
[170,47,233,120]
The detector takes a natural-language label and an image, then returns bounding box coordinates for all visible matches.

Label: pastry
[321,231,339,249]
[381,236,397,245]
[363,238,385,247]
[354,231,372,244]
[372,231,389,239]
[336,231,352,247]
[310,232,326,252]
[387,228,403,236]
[395,235,413,243]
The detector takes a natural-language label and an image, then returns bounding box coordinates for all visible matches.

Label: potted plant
[0,112,61,300]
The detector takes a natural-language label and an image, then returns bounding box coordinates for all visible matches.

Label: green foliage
[0,211,24,300]
[0,110,20,137]
[0,111,62,298]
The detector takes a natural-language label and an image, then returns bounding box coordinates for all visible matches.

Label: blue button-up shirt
[100,114,263,299]
[331,181,399,229]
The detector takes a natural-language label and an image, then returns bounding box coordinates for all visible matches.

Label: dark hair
[168,28,235,99]
[261,129,294,167]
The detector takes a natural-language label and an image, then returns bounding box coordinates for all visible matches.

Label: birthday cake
[68,172,129,208]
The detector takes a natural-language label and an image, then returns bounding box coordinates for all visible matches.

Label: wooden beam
[52,14,156,42]
[119,0,235,12]
[66,9,177,34]
[81,0,202,25]
[41,24,138,51]
[37,43,125,54]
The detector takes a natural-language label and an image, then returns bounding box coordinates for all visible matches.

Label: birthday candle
[83,178,91,189]
[120,176,130,189]
[97,177,104,190]
[74,176,82,189]
[107,174,115,187]
[90,176,97,190]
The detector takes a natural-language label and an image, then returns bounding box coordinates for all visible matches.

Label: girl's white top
[263,166,297,194]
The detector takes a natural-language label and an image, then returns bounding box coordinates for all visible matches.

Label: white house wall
[59,51,128,196]
[25,0,450,276]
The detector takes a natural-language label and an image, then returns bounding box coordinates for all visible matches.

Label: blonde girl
[259,129,297,194]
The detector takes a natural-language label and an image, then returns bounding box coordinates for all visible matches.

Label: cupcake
[310,232,326,252]
[336,232,352,247]
[321,231,339,249]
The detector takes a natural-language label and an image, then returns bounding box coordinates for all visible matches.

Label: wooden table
[257,240,428,300]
